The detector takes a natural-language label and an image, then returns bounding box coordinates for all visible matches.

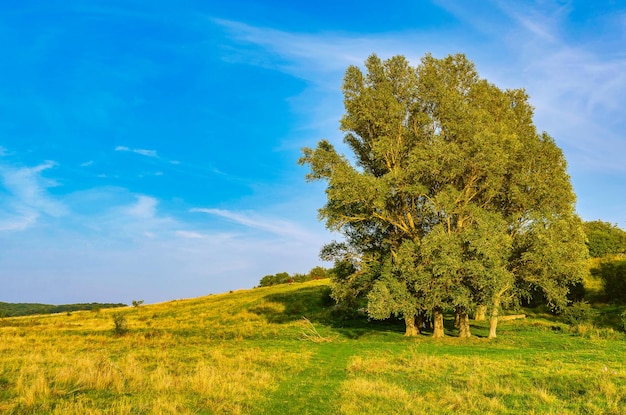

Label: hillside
[1,279,625,414]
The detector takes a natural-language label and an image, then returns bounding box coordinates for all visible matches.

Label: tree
[583,220,626,258]
[300,53,587,338]
[258,272,291,287]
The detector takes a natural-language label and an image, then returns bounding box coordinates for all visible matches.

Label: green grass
[1,279,625,414]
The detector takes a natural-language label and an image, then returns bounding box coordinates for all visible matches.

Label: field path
[252,341,356,415]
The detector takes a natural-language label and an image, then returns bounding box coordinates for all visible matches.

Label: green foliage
[300,52,587,337]
[621,310,626,331]
[132,299,144,307]
[308,266,328,280]
[259,272,292,287]
[562,301,597,326]
[258,267,330,287]
[592,259,626,303]
[583,220,626,258]
[112,313,128,336]
[0,302,127,317]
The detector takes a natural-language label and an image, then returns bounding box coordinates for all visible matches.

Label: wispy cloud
[175,230,206,239]
[125,195,158,219]
[0,160,67,231]
[214,6,626,173]
[0,209,38,232]
[211,18,435,86]
[115,145,158,158]
[191,207,314,240]
[466,2,626,172]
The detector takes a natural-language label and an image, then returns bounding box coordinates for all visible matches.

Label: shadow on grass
[252,285,405,339]
[252,284,532,339]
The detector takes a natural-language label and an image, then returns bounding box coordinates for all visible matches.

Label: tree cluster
[0,302,127,317]
[583,220,626,258]
[300,53,588,338]
[258,266,329,287]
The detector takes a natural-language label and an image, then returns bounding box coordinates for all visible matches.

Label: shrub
[132,299,144,307]
[112,313,128,336]
[562,301,596,326]
[621,309,626,332]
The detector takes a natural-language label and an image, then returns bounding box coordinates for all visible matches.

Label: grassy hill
[1,279,625,414]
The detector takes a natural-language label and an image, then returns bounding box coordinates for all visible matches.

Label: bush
[112,313,128,336]
[621,310,626,332]
[132,299,144,307]
[562,301,596,326]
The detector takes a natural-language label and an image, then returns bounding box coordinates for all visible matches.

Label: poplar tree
[300,53,587,338]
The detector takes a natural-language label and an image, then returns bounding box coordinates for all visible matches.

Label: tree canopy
[300,53,587,338]
[583,220,626,258]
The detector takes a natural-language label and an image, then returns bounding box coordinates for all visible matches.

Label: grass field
[1,279,625,414]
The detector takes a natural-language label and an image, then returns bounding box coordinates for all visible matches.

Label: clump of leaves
[132,299,144,307]
[112,313,128,336]
[562,301,597,326]
[621,309,626,332]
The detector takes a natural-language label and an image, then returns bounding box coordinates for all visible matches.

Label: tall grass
[1,279,625,414]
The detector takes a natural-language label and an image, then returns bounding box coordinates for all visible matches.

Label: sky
[1,1,625,305]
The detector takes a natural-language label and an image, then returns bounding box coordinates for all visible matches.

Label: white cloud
[191,207,313,239]
[1,188,329,303]
[134,149,158,157]
[175,230,206,239]
[0,209,38,231]
[214,7,626,174]
[211,18,433,86]
[0,160,67,231]
[126,195,158,218]
[80,160,94,167]
[115,145,158,158]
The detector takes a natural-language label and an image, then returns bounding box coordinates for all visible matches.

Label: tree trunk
[458,309,471,338]
[488,315,498,339]
[474,305,487,321]
[404,314,418,337]
[432,308,445,338]
[488,298,501,339]
[453,308,461,328]
[416,313,424,334]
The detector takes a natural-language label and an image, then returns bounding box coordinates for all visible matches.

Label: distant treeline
[0,302,127,317]
[258,266,329,287]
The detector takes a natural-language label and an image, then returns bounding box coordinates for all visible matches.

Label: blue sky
[1,1,625,304]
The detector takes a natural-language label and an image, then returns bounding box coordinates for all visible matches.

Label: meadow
[1,279,625,414]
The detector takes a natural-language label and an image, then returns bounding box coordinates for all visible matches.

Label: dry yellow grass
[0,282,324,414]
[1,279,625,414]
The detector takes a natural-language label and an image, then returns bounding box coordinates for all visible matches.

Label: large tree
[300,53,587,338]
